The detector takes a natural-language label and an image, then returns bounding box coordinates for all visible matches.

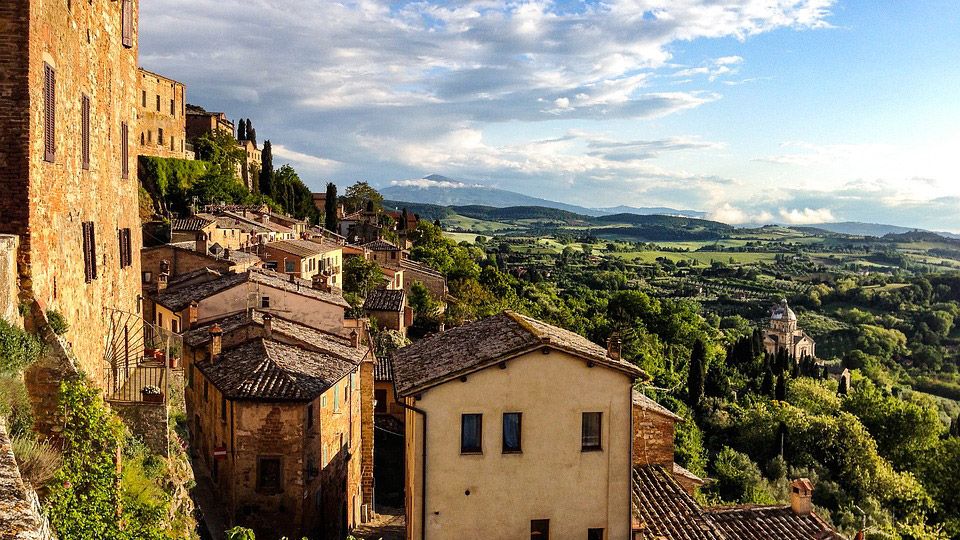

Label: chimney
[196,232,208,254]
[289,272,296,283]
[607,333,622,360]
[350,329,359,349]
[157,272,169,292]
[209,324,223,363]
[790,478,813,516]
[263,313,273,340]
[187,301,199,329]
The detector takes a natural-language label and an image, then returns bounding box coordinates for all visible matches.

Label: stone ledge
[0,417,56,540]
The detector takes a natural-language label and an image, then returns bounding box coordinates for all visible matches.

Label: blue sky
[140,1,960,231]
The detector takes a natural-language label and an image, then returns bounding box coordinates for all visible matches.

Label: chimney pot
[157,272,169,292]
[350,329,359,349]
[188,301,199,329]
[607,334,622,360]
[263,313,273,340]
[790,478,813,516]
[209,324,223,363]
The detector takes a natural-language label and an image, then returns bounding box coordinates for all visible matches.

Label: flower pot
[168,356,180,369]
[141,391,164,403]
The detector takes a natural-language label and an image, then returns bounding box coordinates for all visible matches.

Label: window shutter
[120,122,129,179]
[121,0,133,48]
[81,95,90,170]
[43,64,55,162]
[118,228,132,268]
[82,222,98,282]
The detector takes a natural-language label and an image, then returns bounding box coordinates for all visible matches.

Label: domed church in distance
[763,299,816,359]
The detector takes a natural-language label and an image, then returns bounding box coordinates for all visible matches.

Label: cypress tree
[761,368,774,397]
[950,415,959,437]
[260,140,274,199]
[324,182,338,232]
[245,119,255,145]
[236,118,246,140]
[775,374,787,401]
[687,339,707,407]
[401,208,409,231]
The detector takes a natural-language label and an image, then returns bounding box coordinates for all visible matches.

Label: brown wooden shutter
[83,222,98,282]
[81,95,90,170]
[43,64,55,162]
[121,0,133,48]
[121,122,129,179]
[119,228,132,268]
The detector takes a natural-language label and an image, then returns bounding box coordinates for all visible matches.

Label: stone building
[170,213,253,252]
[137,68,187,159]
[181,312,373,539]
[391,310,643,540]
[186,104,234,140]
[0,0,143,380]
[238,138,261,192]
[632,391,704,495]
[259,238,343,286]
[763,299,816,359]
[362,288,410,335]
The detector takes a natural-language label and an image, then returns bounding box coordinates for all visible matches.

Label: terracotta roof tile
[154,268,349,311]
[633,465,726,540]
[197,339,355,401]
[171,216,213,232]
[391,310,643,396]
[633,390,684,422]
[363,289,405,312]
[707,506,845,540]
[363,239,400,251]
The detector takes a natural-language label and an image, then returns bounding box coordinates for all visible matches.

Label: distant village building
[391,310,644,540]
[186,104,235,140]
[137,68,189,159]
[237,137,261,192]
[259,238,343,286]
[170,213,253,252]
[362,288,410,335]
[763,299,816,359]
[0,0,143,381]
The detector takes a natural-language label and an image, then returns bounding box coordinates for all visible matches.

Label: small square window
[582,412,602,451]
[257,457,282,492]
[587,528,604,540]
[374,389,387,414]
[531,519,550,540]
[461,413,482,454]
[307,403,314,429]
[220,397,227,423]
[261,296,270,309]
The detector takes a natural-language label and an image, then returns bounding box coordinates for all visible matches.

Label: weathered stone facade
[137,68,187,159]
[0,417,57,540]
[0,236,20,325]
[0,0,143,383]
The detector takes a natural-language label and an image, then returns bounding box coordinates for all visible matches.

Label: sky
[140,1,960,231]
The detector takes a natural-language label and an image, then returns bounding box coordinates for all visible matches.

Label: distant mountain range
[380,175,959,240]
[380,175,707,218]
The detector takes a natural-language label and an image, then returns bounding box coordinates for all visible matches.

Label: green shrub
[45,309,69,335]
[0,320,44,374]
[0,375,33,436]
[12,435,61,489]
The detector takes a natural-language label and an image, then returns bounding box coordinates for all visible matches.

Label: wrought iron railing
[102,307,182,404]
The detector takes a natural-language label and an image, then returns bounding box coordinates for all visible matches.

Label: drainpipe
[627,382,634,537]
[395,389,427,540]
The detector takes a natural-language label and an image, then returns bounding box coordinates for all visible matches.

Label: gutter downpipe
[395,390,427,540]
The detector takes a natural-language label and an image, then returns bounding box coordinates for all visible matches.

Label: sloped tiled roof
[391,310,644,396]
[399,258,444,279]
[154,268,349,311]
[171,216,213,232]
[364,239,400,251]
[196,339,355,401]
[633,465,726,540]
[707,506,844,540]
[265,239,326,258]
[183,311,365,364]
[374,357,393,382]
[363,289,405,312]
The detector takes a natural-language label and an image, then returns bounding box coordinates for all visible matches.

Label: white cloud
[778,207,835,224]
[271,144,340,169]
[389,178,480,189]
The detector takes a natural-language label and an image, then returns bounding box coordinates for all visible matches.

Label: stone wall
[3,0,144,383]
[632,403,676,468]
[23,303,81,444]
[0,236,20,325]
[111,402,169,456]
[0,417,57,540]
[137,69,187,159]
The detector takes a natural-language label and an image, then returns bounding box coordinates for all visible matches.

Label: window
[581,412,602,451]
[142,271,152,283]
[158,128,164,146]
[170,98,175,115]
[587,529,604,540]
[374,389,387,414]
[170,136,175,151]
[81,94,90,170]
[43,63,55,162]
[221,397,227,422]
[307,403,314,429]
[257,457,282,492]
[321,395,327,408]
[260,296,270,309]
[285,260,295,273]
[156,94,161,112]
[142,90,146,108]
[82,222,97,282]
[502,412,522,453]
[188,364,194,388]
[333,386,340,413]
[121,0,133,48]
[203,380,209,402]
[118,228,132,268]
[531,520,550,540]
[120,121,129,179]
[460,414,482,454]
[171,319,179,333]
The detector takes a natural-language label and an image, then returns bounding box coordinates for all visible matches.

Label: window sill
[502,449,523,455]
[460,451,483,456]
[581,447,603,453]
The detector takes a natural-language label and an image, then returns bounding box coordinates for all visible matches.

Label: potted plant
[140,385,163,403]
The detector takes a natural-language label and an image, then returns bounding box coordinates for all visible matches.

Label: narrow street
[351,507,406,540]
